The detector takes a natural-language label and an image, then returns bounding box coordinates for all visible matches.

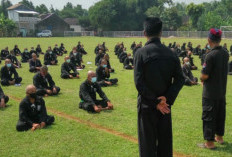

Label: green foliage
[19,0,35,10]
[0,13,16,36]
[187,3,204,29]
[1,0,12,17]
[35,4,49,14]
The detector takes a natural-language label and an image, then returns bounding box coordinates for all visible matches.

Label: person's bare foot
[215,136,224,144]
[198,141,216,150]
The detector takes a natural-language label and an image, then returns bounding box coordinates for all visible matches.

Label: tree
[1,0,12,17]
[187,3,204,28]
[19,0,35,10]
[35,4,49,14]
[0,13,16,37]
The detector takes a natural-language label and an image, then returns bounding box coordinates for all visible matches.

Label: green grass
[0,37,232,157]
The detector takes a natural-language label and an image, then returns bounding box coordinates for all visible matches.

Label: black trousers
[138,104,172,157]
[124,65,133,70]
[99,78,118,87]
[44,60,58,65]
[202,98,226,141]
[79,100,108,112]
[1,77,22,86]
[29,67,40,73]
[16,115,55,132]
[61,73,76,79]
[184,77,198,86]
[36,86,60,96]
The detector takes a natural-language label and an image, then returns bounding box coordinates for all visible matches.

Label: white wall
[8,10,19,21]
[70,25,82,32]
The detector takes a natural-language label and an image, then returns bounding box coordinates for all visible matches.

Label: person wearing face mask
[44,46,58,65]
[53,44,62,56]
[96,59,118,87]
[182,57,198,86]
[69,47,85,69]
[36,44,44,55]
[21,48,31,63]
[1,59,22,86]
[7,50,21,68]
[187,51,198,70]
[16,85,55,131]
[29,53,42,73]
[198,28,229,150]
[99,54,115,73]
[33,66,60,96]
[1,47,9,60]
[119,48,128,63]
[95,49,105,66]
[13,45,21,56]
[30,47,38,58]
[123,53,134,70]
[59,43,67,54]
[61,56,80,79]
[79,71,113,113]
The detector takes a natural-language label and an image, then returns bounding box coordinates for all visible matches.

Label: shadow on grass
[0,104,13,111]
[215,142,232,154]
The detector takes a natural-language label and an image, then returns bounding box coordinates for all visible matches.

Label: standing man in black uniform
[198,28,229,149]
[16,85,55,131]
[134,17,184,157]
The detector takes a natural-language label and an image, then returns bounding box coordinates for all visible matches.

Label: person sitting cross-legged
[96,59,118,87]
[79,71,113,113]
[33,66,60,97]
[29,53,42,73]
[61,56,80,79]
[16,85,55,132]
[182,57,198,86]
[123,53,134,70]
[1,59,22,86]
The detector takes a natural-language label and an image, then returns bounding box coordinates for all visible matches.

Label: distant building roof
[37,13,69,26]
[64,18,79,25]
[15,10,39,15]
[7,3,34,11]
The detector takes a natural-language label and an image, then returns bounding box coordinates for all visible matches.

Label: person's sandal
[197,143,216,150]
[215,138,224,145]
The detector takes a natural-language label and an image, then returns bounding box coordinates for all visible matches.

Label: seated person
[77,41,81,51]
[29,53,42,73]
[123,53,134,70]
[95,50,105,66]
[59,43,67,54]
[21,48,31,63]
[187,51,198,70]
[131,41,136,50]
[36,44,44,55]
[44,47,58,65]
[119,48,127,63]
[193,45,201,55]
[0,85,9,108]
[95,44,101,55]
[7,50,21,68]
[61,56,80,79]
[53,44,62,56]
[1,47,9,60]
[96,59,118,87]
[228,61,232,75]
[30,47,38,57]
[182,57,198,86]
[79,44,87,55]
[13,45,21,56]
[79,71,113,113]
[16,85,55,132]
[1,59,22,86]
[33,66,60,96]
[99,54,114,73]
[70,47,85,69]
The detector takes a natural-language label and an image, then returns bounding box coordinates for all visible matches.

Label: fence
[64,31,232,38]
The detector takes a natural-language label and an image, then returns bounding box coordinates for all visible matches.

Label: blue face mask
[207,45,211,49]
[103,64,107,68]
[91,77,97,83]
[7,64,11,68]
[74,53,77,56]
[49,51,52,54]
[66,59,70,63]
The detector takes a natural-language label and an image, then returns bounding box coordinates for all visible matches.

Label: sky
[9,0,216,10]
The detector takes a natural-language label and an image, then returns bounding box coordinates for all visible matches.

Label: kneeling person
[33,66,60,96]
[79,71,113,113]
[61,56,80,79]
[16,85,55,131]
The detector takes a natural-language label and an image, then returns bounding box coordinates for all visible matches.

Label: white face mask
[186,62,190,66]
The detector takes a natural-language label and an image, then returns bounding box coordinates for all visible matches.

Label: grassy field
[0,37,232,157]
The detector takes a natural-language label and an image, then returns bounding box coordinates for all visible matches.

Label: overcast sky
[9,0,216,10]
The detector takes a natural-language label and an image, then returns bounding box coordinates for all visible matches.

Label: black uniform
[29,59,42,73]
[44,51,58,65]
[134,37,184,157]
[182,64,198,86]
[1,49,9,60]
[53,47,62,56]
[13,47,21,56]
[119,52,127,63]
[95,53,104,66]
[30,49,39,57]
[1,65,22,86]
[33,72,60,96]
[96,66,118,87]
[0,85,9,103]
[16,96,55,131]
[61,62,79,79]
[228,61,232,75]
[6,54,20,67]
[123,57,133,70]
[230,45,232,56]
[70,52,83,67]
[21,51,31,63]
[201,46,229,141]
[59,45,67,54]
[79,80,109,112]
[99,59,115,73]
[131,43,136,50]
[36,47,43,54]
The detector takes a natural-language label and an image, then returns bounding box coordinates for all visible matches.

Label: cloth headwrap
[208,28,222,41]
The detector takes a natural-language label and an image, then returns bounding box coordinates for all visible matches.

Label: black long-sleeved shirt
[33,72,56,90]
[69,52,82,66]
[79,80,109,106]
[14,48,21,55]
[29,59,42,69]
[18,96,48,126]
[44,51,57,64]
[1,50,9,60]
[0,85,5,99]
[182,64,195,82]
[6,54,18,65]
[61,62,79,76]
[96,66,110,84]
[1,65,19,81]
[134,37,184,108]
[95,53,104,66]
[123,57,133,67]
[21,51,31,62]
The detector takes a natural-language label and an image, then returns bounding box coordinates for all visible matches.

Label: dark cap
[208,28,222,42]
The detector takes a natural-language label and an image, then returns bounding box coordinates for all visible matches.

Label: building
[64,18,83,32]
[36,13,70,37]
[7,3,40,37]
